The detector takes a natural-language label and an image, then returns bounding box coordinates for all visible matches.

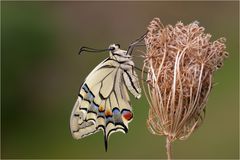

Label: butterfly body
[70,44,141,150]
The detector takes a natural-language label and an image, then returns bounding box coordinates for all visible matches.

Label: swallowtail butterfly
[70,33,146,151]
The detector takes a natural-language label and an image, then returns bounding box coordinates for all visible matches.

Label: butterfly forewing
[70,46,141,151]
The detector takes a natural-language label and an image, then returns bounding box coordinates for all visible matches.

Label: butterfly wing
[70,58,134,151]
[123,66,141,99]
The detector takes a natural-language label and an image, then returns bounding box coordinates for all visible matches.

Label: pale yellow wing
[70,58,134,151]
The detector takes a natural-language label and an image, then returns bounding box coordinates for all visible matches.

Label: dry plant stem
[166,137,172,160]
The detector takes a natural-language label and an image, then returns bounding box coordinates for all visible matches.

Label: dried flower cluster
[143,18,228,159]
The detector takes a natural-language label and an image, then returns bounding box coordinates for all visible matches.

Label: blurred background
[1,1,239,159]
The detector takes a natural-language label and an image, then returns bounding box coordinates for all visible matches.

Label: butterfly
[70,33,146,151]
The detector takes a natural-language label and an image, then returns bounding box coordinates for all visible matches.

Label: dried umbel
[143,18,228,159]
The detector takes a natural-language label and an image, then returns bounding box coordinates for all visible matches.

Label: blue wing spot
[88,93,94,100]
[112,108,120,115]
[82,84,89,93]
[106,116,114,126]
[92,101,99,109]
[82,84,95,100]
[89,101,98,113]
[98,112,105,117]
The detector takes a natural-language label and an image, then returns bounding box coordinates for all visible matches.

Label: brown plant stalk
[142,18,228,159]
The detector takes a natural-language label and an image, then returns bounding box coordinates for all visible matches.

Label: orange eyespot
[105,109,112,117]
[98,105,104,112]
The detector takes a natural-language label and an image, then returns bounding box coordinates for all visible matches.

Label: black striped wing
[70,58,138,151]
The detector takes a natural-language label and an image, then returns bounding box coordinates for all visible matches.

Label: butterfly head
[109,44,129,59]
[108,44,121,51]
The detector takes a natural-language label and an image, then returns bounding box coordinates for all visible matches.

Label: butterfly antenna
[127,31,148,55]
[79,46,109,55]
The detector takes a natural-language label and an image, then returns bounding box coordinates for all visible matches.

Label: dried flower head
[143,18,228,159]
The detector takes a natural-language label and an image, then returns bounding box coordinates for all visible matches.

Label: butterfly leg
[127,31,148,55]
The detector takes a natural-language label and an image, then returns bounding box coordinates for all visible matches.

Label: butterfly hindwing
[70,58,136,150]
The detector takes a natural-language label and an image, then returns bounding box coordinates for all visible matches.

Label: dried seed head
[143,18,228,142]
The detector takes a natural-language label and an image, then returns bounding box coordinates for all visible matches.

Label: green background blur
[1,1,239,159]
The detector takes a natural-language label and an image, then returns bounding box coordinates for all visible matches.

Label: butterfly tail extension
[104,133,108,152]
[102,113,130,152]
[99,92,132,151]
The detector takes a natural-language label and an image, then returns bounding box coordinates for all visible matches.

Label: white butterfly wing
[123,68,141,99]
[70,58,136,151]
